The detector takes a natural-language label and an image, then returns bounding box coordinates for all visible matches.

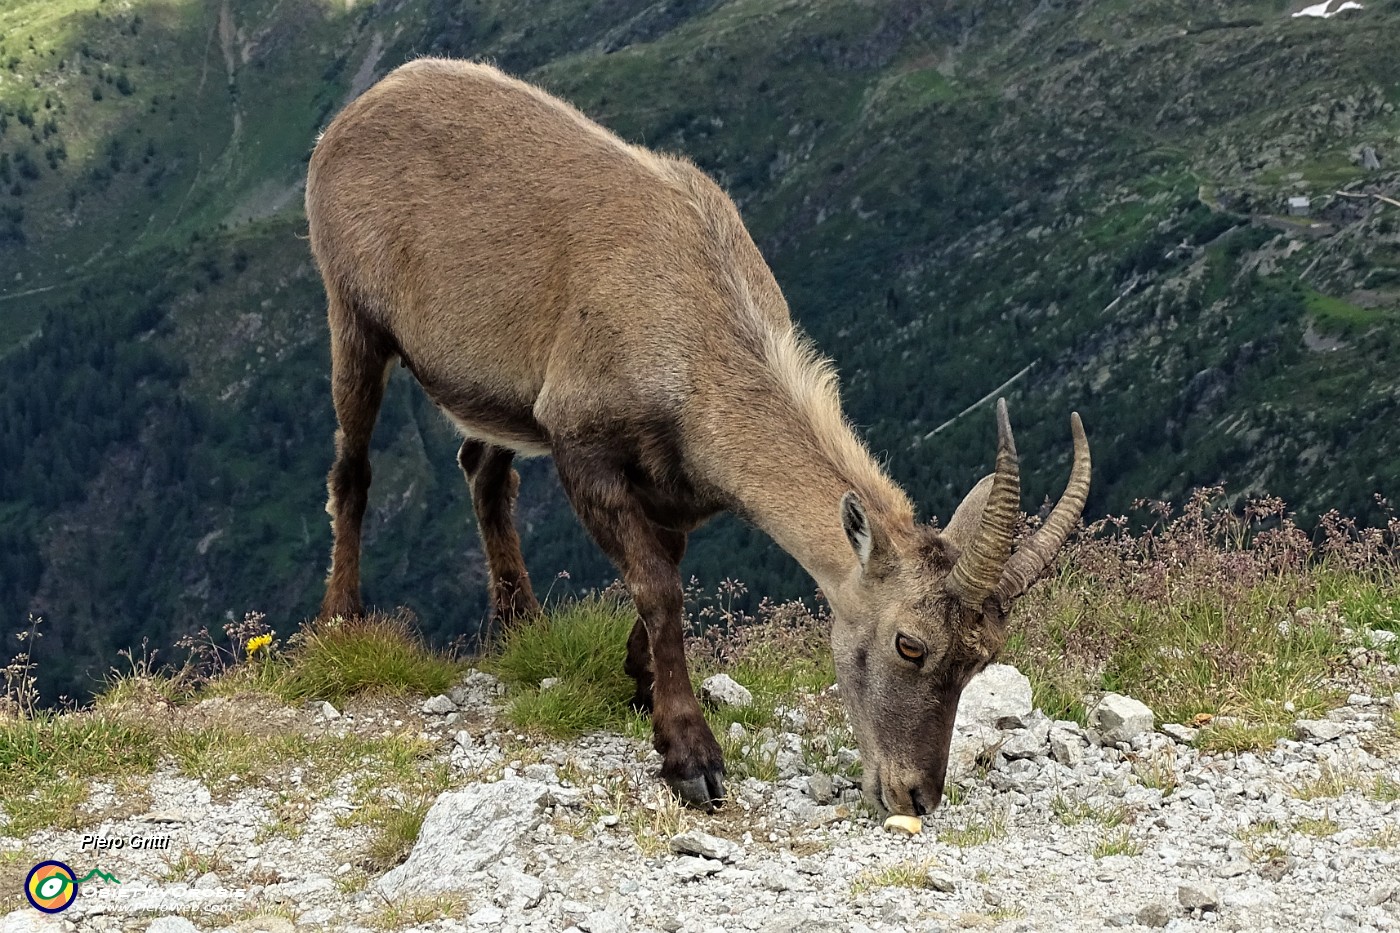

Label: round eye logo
[25,861,78,913]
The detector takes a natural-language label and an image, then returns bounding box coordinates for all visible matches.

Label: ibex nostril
[909,787,928,816]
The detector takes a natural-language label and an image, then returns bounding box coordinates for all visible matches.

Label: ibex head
[830,400,1090,816]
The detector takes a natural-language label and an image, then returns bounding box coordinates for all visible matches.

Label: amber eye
[895,633,926,665]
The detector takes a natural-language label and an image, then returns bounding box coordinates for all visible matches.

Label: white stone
[1160,723,1199,744]
[670,829,743,862]
[421,694,457,715]
[946,723,1001,781]
[1088,694,1155,743]
[490,866,544,909]
[1296,719,1347,742]
[670,855,724,880]
[377,777,550,897]
[146,920,201,933]
[955,664,1033,730]
[700,673,753,708]
[1178,882,1220,911]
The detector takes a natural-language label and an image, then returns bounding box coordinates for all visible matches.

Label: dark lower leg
[553,451,721,808]
[322,441,371,618]
[624,618,653,712]
[321,317,389,620]
[625,530,683,714]
[459,440,539,626]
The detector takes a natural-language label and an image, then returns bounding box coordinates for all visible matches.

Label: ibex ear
[941,474,996,552]
[841,492,893,577]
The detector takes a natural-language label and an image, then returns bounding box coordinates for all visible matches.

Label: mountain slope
[1,0,1398,700]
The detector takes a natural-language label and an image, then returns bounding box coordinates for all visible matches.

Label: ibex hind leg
[458,439,540,636]
[320,292,394,621]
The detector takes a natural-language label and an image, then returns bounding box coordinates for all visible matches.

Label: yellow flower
[245,633,273,656]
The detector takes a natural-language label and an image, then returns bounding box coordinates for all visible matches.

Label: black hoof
[665,769,725,812]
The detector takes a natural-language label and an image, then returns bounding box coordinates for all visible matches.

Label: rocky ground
[2,665,1399,933]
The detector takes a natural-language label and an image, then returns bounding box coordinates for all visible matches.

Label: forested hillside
[1,0,1398,701]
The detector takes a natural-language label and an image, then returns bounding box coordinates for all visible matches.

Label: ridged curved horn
[946,399,1020,607]
[996,412,1091,602]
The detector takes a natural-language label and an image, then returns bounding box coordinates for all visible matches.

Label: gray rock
[307,700,339,720]
[540,676,562,690]
[805,772,835,804]
[700,673,753,708]
[761,869,803,892]
[147,920,201,933]
[1178,882,1220,911]
[954,663,1033,730]
[377,777,550,897]
[490,867,544,909]
[1368,629,1397,648]
[296,908,335,926]
[928,872,956,893]
[1137,902,1173,927]
[468,906,504,927]
[1049,728,1084,766]
[421,694,457,715]
[670,829,743,862]
[946,723,1001,781]
[1000,718,1050,759]
[580,910,627,933]
[1218,859,1251,878]
[1296,719,1347,742]
[1089,693,1155,743]
[669,855,724,880]
[1160,723,1199,744]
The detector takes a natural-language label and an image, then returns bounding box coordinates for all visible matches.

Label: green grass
[490,596,637,737]
[276,611,464,703]
[937,808,1008,847]
[1005,491,1392,747]
[1092,827,1144,858]
[1303,286,1381,332]
[851,857,940,895]
[0,712,158,834]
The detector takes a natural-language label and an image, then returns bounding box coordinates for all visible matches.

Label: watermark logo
[24,860,120,913]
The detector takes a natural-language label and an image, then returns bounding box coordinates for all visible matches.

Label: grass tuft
[851,857,940,895]
[276,611,462,703]
[937,808,1008,847]
[1092,827,1144,858]
[491,596,636,737]
[1007,490,1397,739]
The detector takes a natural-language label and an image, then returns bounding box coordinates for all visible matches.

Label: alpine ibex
[307,59,1091,814]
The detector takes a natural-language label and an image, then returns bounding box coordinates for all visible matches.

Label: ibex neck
[691,328,916,594]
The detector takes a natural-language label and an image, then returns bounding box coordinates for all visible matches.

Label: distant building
[1287,196,1311,216]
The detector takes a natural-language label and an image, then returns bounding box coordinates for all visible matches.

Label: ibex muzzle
[306,59,1090,813]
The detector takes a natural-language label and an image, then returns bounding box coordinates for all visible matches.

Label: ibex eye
[895,633,926,664]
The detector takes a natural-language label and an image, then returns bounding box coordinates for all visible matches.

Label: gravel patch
[3,670,1398,932]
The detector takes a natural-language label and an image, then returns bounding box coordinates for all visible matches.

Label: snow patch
[1292,1,1363,18]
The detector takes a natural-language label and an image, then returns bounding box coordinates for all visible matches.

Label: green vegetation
[492,597,638,736]
[1007,490,1399,733]
[1092,827,1144,859]
[0,711,157,834]
[276,611,464,703]
[850,856,942,895]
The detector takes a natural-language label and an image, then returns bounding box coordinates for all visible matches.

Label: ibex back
[307,58,1090,813]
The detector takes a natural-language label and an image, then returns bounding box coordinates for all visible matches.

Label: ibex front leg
[554,450,724,809]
